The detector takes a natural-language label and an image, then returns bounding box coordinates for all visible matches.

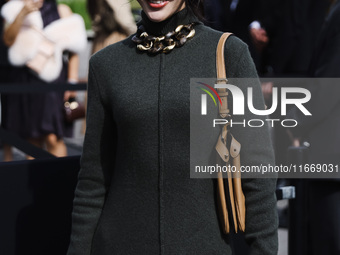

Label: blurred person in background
[87,0,136,54]
[0,0,9,78]
[254,0,331,77]
[1,0,83,158]
[288,0,340,254]
[249,0,331,169]
[205,0,331,77]
[80,0,136,135]
[204,0,269,73]
[0,0,14,161]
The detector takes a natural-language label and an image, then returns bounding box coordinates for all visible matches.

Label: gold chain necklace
[132,23,196,54]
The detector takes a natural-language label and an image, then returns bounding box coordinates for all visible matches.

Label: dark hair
[87,0,99,21]
[87,0,128,36]
[185,0,205,20]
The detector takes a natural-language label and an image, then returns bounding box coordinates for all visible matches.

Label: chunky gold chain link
[132,23,196,54]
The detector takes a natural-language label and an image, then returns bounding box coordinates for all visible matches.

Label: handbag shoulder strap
[216,33,232,83]
[216,33,232,118]
[215,33,246,234]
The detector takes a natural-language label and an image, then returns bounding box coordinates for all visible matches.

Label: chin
[146,11,172,22]
[139,0,186,23]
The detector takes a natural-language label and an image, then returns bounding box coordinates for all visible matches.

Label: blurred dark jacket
[204,0,265,70]
[288,0,340,164]
[204,0,330,76]
[264,0,330,76]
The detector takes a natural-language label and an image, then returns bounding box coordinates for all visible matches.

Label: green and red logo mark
[196,82,222,107]
[197,82,223,115]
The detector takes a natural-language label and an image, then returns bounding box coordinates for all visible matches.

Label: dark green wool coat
[67,8,278,255]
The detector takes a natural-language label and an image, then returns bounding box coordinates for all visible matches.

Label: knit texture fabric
[67,8,278,255]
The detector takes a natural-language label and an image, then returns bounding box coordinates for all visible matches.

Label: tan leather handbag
[215,33,246,234]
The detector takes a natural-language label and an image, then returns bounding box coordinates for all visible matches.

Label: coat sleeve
[67,60,116,255]
[225,37,279,255]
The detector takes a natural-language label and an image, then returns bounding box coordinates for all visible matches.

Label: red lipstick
[148,0,170,9]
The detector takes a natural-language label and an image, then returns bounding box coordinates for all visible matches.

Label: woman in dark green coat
[67,0,278,254]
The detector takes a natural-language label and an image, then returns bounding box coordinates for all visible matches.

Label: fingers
[64,91,77,102]
[286,130,301,147]
[292,138,301,147]
[250,28,269,52]
[250,28,269,43]
[64,91,71,102]
[23,0,43,14]
[35,0,44,10]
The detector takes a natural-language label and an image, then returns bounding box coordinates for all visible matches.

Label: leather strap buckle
[216,78,228,84]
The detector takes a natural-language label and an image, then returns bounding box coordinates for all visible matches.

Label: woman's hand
[250,27,269,53]
[3,0,43,46]
[22,0,43,16]
[64,90,77,102]
[286,129,301,147]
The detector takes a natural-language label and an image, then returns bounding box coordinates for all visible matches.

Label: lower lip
[148,1,170,8]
